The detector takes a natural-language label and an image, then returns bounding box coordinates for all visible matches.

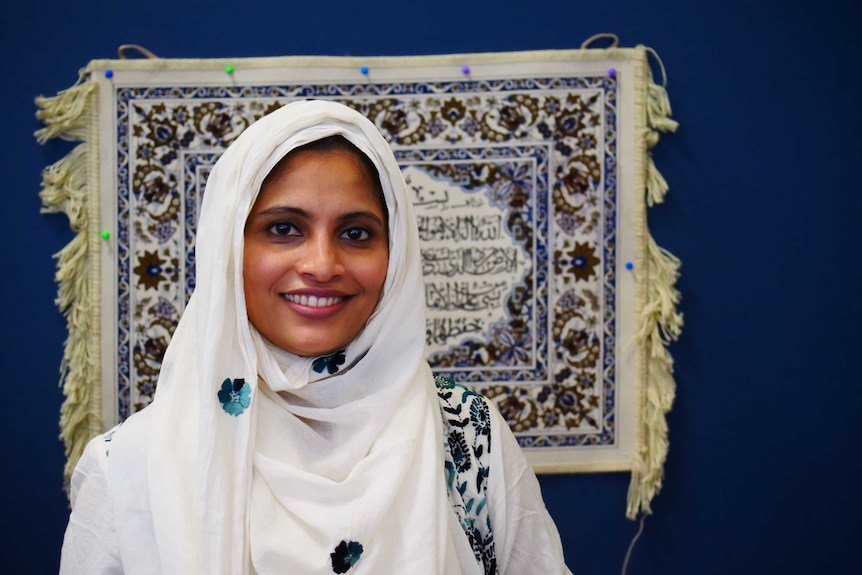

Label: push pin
[225,65,234,75]
[101,230,111,240]
[360,65,369,75]
[462,65,471,75]
[608,67,616,78]
[105,70,114,79]
[625,261,633,270]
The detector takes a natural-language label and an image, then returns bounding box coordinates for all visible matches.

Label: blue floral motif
[312,349,347,374]
[448,430,472,473]
[435,375,496,574]
[217,378,251,416]
[330,540,363,573]
[470,397,492,436]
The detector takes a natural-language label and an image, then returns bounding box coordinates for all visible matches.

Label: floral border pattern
[116,75,617,448]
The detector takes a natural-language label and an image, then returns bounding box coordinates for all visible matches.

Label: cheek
[368,254,389,296]
[242,243,277,295]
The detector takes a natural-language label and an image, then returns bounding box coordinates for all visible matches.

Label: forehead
[256,150,383,208]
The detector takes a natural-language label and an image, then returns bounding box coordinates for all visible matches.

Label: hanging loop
[644,46,668,87]
[118,44,159,59]
[581,33,620,49]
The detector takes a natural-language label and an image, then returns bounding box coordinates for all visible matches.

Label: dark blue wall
[3,1,860,573]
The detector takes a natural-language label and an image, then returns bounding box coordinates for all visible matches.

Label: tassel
[646,155,670,206]
[627,233,683,519]
[39,144,89,228]
[35,70,96,143]
[646,82,679,134]
[34,68,101,488]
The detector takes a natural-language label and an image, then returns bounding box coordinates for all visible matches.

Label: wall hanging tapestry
[36,44,681,518]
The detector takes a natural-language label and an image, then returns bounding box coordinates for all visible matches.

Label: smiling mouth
[282,294,345,307]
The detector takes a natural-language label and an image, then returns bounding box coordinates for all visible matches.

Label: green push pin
[101,230,110,240]
[225,65,234,75]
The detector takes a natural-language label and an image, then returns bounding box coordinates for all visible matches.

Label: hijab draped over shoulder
[105,100,483,574]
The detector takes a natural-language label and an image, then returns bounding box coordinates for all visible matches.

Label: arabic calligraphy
[416,214,503,242]
[405,161,531,355]
[421,247,519,277]
[426,317,484,346]
[425,280,510,312]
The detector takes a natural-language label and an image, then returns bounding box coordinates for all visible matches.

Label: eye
[341,227,370,241]
[268,221,300,237]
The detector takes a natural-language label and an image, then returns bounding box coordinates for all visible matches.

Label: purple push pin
[462,65,471,75]
[608,67,616,78]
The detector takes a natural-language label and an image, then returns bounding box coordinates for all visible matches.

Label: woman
[60,100,571,574]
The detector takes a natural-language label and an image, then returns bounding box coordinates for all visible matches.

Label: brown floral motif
[350,99,429,146]
[147,115,177,146]
[190,102,254,146]
[132,250,179,291]
[440,98,467,125]
[133,103,197,165]
[533,94,602,238]
[543,378,599,430]
[133,165,171,205]
[479,94,539,142]
[552,298,601,369]
[132,298,179,410]
[555,241,600,282]
[380,106,409,137]
[483,386,539,432]
[561,165,590,197]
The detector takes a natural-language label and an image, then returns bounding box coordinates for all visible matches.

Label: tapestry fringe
[35,70,101,487]
[35,70,96,144]
[626,48,683,520]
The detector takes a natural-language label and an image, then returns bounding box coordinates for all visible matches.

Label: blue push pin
[105,70,114,79]
[360,66,369,75]
[625,261,633,270]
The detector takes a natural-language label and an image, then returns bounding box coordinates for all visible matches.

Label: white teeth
[284,294,342,307]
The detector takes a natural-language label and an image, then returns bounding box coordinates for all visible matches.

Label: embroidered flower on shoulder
[330,539,363,573]
[103,422,122,457]
[313,349,347,374]
[217,378,252,416]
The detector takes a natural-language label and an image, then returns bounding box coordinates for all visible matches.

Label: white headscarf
[112,100,481,574]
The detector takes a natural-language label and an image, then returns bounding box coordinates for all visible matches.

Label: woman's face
[243,149,389,357]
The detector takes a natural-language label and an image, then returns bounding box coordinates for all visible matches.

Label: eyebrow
[251,205,386,228]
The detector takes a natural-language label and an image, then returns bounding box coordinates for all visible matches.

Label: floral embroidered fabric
[312,349,347,375]
[330,540,363,573]
[218,377,252,416]
[436,376,497,575]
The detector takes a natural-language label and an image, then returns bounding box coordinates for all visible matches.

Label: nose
[296,235,344,282]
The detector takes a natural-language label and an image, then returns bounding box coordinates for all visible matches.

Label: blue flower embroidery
[217,378,251,416]
[448,429,472,473]
[312,349,347,374]
[330,540,363,573]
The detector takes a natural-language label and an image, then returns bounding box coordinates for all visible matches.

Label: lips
[282,293,346,308]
